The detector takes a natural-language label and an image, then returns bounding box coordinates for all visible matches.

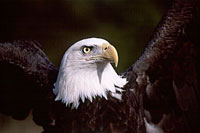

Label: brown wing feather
[0,40,58,121]
[123,0,200,132]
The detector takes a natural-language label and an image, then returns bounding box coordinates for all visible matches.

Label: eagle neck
[54,60,127,109]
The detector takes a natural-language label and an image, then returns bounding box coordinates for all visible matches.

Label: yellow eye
[82,47,91,54]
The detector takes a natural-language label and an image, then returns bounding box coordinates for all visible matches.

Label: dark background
[0,0,166,132]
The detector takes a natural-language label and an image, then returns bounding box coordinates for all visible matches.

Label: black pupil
[85,48,89,51]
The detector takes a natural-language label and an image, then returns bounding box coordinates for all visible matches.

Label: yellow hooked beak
[102,43,118,67]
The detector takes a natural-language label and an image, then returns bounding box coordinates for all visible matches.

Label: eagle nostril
[104,46,108,51]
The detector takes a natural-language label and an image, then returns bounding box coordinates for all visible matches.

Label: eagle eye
[82,46,93,54]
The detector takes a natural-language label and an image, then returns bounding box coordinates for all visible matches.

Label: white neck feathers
[53,58,127,109]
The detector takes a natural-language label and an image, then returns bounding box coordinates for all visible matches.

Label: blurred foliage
[0,0,165,72]
[0,0,166,132]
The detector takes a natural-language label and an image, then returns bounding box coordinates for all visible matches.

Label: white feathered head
[53,38,127,108]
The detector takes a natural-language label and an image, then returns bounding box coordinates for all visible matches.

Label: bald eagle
[0,0,199,133]
[51,38,149,132]
[49,38,163,132]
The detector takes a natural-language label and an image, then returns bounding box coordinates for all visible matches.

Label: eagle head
[53,38,127,108]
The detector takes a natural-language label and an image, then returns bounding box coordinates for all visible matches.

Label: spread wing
[0,40,58,124]
[123,0,200,132]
